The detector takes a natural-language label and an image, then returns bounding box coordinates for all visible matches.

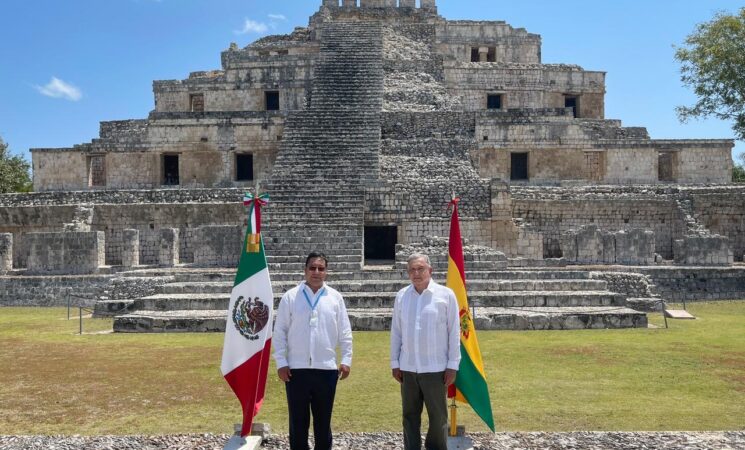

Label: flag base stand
[223,435,261,450]
[223,423,267,450]
[447,434,474,450]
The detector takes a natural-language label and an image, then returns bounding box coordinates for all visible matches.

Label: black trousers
[285,369,339,450]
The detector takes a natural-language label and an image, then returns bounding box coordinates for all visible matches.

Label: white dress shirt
[390,279,461,374]
[273,281,353,370]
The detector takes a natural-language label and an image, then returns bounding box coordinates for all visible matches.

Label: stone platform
[99,266,650,332]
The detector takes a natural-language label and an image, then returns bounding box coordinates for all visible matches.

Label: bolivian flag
[446,197,495,431]
[220,193,273,437]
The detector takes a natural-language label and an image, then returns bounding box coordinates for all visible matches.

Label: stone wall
[512,197,679,259]
[31,115,284,192]
[193,225,243,267]
[445,64,605,117]
[561,226,655,265]
[673,235,733,266]
[689,189,745,262]
[397,217,542,259]
[25,232,106,275]
[633,267,745,302]
[0,275,111,307]
[0,233,12,274]
[589,271,656,298]
[436,21,541,64]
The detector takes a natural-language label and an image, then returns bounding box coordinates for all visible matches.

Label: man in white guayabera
[273,251,353,450]
[390,253,460,450]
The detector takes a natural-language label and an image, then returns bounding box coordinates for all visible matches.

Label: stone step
[117,268,596,282]
[347,307,648,331]
[111,306,647,333]
[115,290,624,312]
[158,279,609,295]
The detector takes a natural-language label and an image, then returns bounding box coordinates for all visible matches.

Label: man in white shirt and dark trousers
[391,253,461,450]
[273,252,353,450]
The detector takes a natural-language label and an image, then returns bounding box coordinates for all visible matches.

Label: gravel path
[1,432,744,449]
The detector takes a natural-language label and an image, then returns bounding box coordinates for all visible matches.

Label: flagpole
[449,397,458,437]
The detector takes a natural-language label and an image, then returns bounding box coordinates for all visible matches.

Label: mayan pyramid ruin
[1,0,743,332]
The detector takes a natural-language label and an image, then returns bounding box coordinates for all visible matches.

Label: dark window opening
[470,47,479,62]
[277,49,289,56]
[236,154,254,181]
[190,94,204,112]
[364,226,397,262]
[487,47,496,62]
[265,91,280,111]
[511,152,528,181]
[565,96,578,118]
[162,154,180,186]
[487,94,502,110]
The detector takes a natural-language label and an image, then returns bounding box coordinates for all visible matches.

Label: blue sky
[0,0,743,165]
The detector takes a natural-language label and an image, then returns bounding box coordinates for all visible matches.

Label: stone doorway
[364,226,397,263]
[658,151,677,182]
[511,152,528,181]
[162,154,180,186]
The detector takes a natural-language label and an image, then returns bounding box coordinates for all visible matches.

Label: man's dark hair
[305,251,329,268]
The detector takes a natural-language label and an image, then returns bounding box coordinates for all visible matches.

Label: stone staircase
[259,20,385,267]
[101,266,647,332]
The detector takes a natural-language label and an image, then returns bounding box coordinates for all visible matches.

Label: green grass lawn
[0,302,744,435]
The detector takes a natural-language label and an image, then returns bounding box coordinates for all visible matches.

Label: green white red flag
[446,197,495,431]
[220,193,273,437]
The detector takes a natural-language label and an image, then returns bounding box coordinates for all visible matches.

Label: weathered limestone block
[602,232,615,264]
[560,232,578,262]
[576,225,605,264]
[399,0,416,7]
[420,0,436,10]
[360,0,391,7]
[63,205,94,232]
[615,229,655,265]
[516,227,543,259]
[342,0,356,7]
[121,229,140,268]
[159,228,180,267]
[0,233,12,273]
[25,231,105,275]
[322,0,338,7]
[193,225,243,267]
[674,235,733,266]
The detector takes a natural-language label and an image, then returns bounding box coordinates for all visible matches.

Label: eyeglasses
[407,267,428,274]
[306,266,326,272]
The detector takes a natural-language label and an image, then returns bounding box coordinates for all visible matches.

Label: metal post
[79,307,83,335]
[449,397,457,437]
[67,292,71,320]
[662,301,668,329]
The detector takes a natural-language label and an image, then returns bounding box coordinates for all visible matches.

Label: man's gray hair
[407,253,431,266]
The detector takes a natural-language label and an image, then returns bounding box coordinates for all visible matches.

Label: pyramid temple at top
[1,0,744,331]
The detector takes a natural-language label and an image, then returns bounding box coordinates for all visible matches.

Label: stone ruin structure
[1,0,744,332]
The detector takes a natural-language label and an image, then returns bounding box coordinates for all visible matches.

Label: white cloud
[268,14,286,21]
[235,18,269,35]
[34,77,82,101]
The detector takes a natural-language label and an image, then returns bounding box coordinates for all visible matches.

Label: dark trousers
[401,371,448,450]
[285,369,339,450]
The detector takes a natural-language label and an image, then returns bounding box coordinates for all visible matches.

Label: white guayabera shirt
[273,282,353,370]
[390,279,461,374]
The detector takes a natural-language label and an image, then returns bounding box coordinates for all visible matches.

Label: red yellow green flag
[446,197,495,431]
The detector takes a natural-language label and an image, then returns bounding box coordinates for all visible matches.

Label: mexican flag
[446,197,495,431]
[220,193,273,437]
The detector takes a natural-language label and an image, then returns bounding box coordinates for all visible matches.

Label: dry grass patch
[0,302,744,434]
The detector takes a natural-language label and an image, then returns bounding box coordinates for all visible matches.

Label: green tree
[0,138,33,193]
[734,153,745,183]
[675,8,745,141]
